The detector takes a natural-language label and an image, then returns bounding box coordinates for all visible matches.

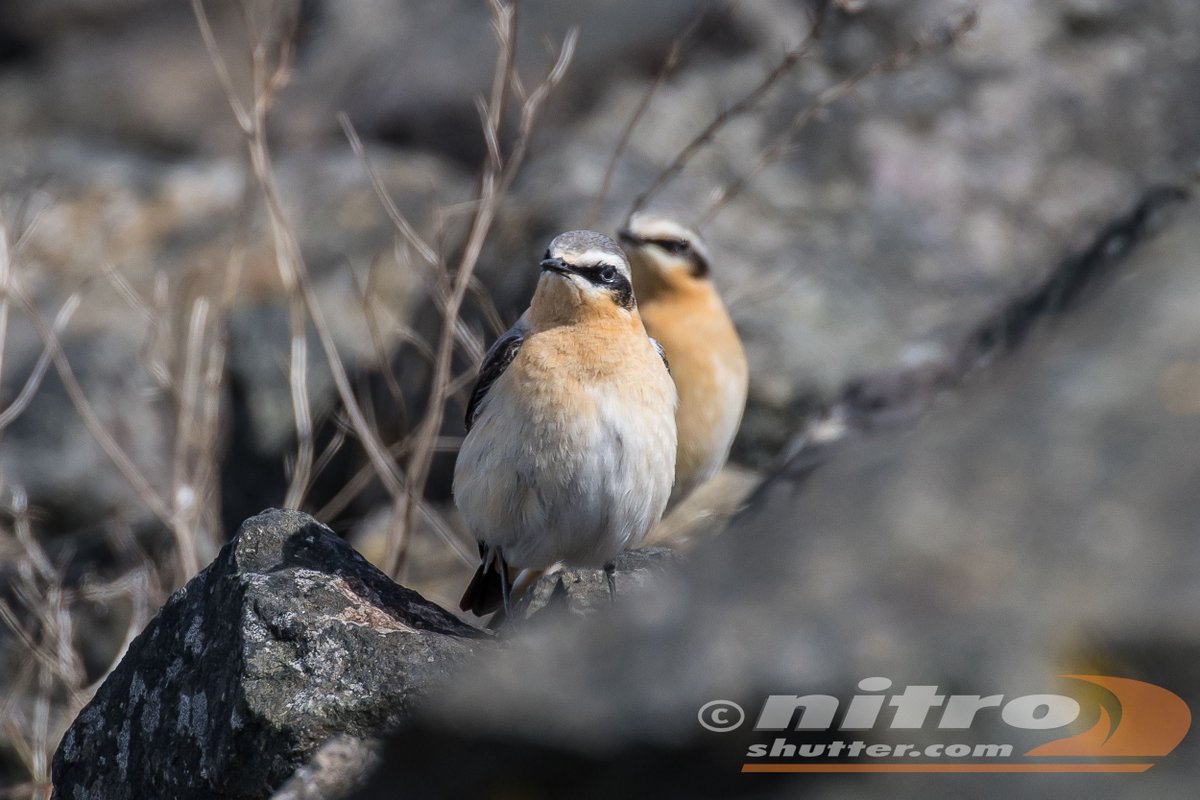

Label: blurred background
[1,0,1198,797]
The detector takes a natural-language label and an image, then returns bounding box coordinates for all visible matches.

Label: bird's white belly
[454,376,676,569]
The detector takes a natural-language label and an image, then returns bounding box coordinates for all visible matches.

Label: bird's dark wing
[464,326,526,431]
[650,336,670,373]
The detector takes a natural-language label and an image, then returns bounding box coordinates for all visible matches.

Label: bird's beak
[616,227,641,247]
[540,257,571,276]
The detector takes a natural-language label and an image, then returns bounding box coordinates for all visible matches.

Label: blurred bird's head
[534,230,636,321]
[618,213,712,299]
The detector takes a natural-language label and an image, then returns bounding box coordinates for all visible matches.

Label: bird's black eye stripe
[571,264,634,308]
[648,236,708,276]
[650,238,690,256]
[573,264,620,284]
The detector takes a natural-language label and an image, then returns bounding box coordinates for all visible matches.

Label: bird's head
[533,230,636,322]
[618,213,712,299]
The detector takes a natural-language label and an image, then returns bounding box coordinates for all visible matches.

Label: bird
[618,213,748,509]
[455,229,678,617]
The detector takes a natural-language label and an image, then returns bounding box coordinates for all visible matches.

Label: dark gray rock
[0,0,704,158]
[51,509,490,800]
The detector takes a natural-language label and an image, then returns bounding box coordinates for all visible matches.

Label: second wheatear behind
[619,213,749,509]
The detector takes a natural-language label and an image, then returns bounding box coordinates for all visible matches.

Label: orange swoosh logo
[1026,675,1191,757]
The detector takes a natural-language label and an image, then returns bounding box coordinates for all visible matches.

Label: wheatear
[455,230,677,617]
[618,213,748,509]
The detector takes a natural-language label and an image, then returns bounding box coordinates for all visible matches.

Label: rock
[811,185,1192,441]
[352,200,1200,798]
[268,736,381,800]
[287,0,706,164]
[0,0,706,158]
[0,2,254,154]
[518,547,685,620]
[51,509,490,800]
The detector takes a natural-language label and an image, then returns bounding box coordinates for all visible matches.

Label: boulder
[51,509,490,800]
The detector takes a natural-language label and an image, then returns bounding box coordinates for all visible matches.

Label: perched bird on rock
[456,230,677,617]
[619,213,748,509]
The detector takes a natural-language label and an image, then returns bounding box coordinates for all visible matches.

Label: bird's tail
[459,546,549,620]
[459,545,509,616]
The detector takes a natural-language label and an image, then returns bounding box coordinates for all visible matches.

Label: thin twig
[338,114,439,266]
[169,297,209,576]
[11,285,174,529]
[190,250,241,541]
[0,485,162,797]
[192,0,469,561]
[625,0,833,223]
[191,0,252,133]
[702,9,978,222]
[0,223,11,394]
[102,264,173,390]
[352,256,407,412]
[0,294,80,432]
[193,0,316,511]
[587,2,735,226]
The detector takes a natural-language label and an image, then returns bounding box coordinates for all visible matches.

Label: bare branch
[0,485,163,796]
[191,0,467,561]
[0,223,10,390]
[625,0,833,223]
[191,0,252,133]
[168,297,210,576]
[352,257,407,411]
[0,294,80,432]
[338,113,439,266]
[11,285,174,530]
[587,2,735,226]
[702,9,977,222]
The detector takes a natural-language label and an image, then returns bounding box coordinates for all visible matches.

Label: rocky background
[0,0,1198,797]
